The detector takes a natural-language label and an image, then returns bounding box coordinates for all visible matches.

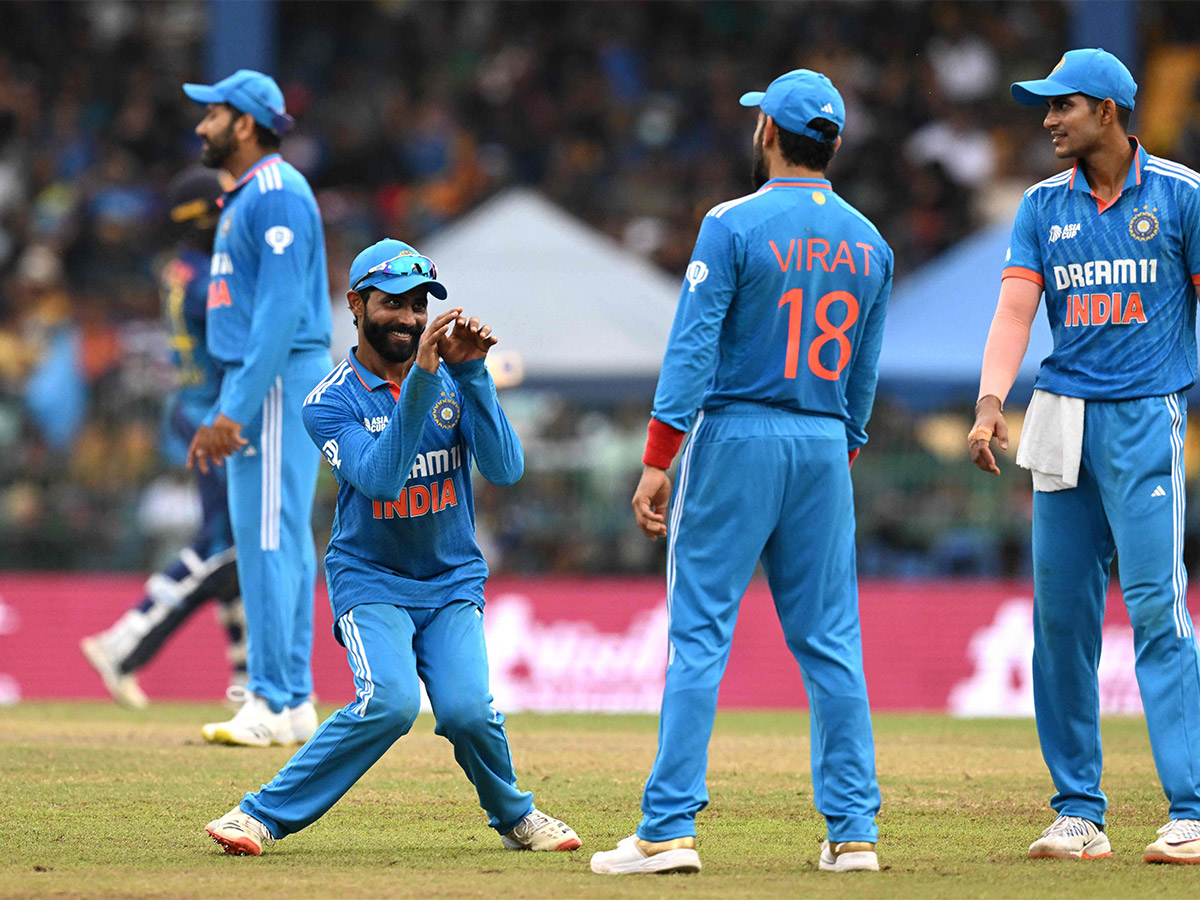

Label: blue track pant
[1032,393,1200,824]
[227,349,330,712]
[638,404,880,844]
[240,600,534,839]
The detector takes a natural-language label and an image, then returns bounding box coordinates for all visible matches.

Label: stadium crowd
[1,1,1199,575]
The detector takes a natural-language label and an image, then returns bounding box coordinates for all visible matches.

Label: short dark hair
[352,285,376,327]
[1083,94,1132,132]
[776,118,839,172]
[220,103,282,149]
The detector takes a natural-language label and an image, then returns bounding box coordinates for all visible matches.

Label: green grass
[0,704,1192,898]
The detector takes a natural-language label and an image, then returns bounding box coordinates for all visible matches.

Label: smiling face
[355,285,429,364]
[1043,94,1105,160]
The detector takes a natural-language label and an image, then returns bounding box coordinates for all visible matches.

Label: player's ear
[762,115,777,147]
[347,290,366,321]
[832,135,843,155]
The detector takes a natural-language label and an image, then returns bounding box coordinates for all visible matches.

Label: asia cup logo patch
[1129,207,1159,241]
[432,394,461,429]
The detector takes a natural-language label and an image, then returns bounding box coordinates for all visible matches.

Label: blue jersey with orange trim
[1005,139,1200,399]
[301,349,523,620]
[209,153,332,425]
[651,177,893,450]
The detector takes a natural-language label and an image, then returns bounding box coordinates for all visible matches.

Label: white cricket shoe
[289,700,318,745]
[1028,815,1111,859]
[80,635,149,709]
[590,834,700,874]
[1144,818,1200,864]
[500,809,581,852]
[206,806,274,856]
[820,840,879,872]
[202,691,296,747]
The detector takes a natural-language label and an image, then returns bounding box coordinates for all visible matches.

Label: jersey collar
[760,176,831,190]
[216,153,284,207]
[348,347,392,391]
[1068,137,1146,213]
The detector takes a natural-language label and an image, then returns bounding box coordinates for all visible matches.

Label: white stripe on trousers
[260,378,283,550]
[665,411,704,667]
[1166,394,1191,638]
[339,610,375,716]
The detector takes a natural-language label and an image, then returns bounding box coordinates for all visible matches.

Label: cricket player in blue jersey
[182,70,333,746]
[204,238,580,857]
[592,69,891,876]
[81,167,245,707]
[970,49,1200,864]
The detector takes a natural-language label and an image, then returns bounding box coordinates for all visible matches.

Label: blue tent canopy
[876,223,1054,409]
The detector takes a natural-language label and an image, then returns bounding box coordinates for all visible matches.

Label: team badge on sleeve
[322,439,342,469]
[265,226,295,255]
[432,394,461,429]
[685,260,709,293]
[1129,208,1159,242]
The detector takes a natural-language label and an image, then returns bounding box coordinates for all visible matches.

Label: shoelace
[1042,815,1096,839]
[1158,819,1200,840]
[515,810,554,837]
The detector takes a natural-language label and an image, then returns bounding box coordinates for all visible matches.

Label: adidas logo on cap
[820,103,834,113]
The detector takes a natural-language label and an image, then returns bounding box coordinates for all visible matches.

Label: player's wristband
[643,418,686,470]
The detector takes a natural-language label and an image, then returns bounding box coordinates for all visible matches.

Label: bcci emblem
[1129,208,1159,241]
[432,394,461,429]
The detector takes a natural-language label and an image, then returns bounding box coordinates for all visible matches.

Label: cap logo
[820,103,834,114]
[265,226,294,255]
[1051,56,1066,75]
[686,260,709,293]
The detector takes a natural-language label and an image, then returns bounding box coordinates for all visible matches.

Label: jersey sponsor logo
[1048,222,1081,242]
[363,415,389,433]
[322,439,342,469]
[685,260,709,293]
[768,238,874,276]
[431,395,461,429]
[210,253,234,276]
[409,442,465,480]
[371,478,459,520]
[1129,207,1159,241]
[1052,257,1158,289]
[1062,291,1146,327]
[264,226,294,255]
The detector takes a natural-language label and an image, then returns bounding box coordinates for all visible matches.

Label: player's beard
[201,120,238,169]
[751,129,769,191]
[362,307,422,364]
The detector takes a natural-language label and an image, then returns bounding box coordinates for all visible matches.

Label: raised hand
[417,308,463,374]
[439,314,498,365]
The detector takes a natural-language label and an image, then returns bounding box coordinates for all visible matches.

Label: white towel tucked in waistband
[1015,389,1085,492]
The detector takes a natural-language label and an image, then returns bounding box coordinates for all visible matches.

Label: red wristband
[643,418,686,470]
[848,447,860,468]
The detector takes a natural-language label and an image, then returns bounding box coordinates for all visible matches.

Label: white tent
[332,188,681,384]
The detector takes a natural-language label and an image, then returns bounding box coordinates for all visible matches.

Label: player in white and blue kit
[182,70,332,746]
[970,49,1200,864]
[592,70,891,876]
[204,239,580,857]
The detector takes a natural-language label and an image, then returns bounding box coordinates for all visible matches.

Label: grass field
[0,703,1192,899]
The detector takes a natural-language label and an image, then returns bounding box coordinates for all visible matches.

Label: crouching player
[204,240,580,855]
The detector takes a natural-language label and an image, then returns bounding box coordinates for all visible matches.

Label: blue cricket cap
[349,239,448,300]
[1011,48,1137,110]
[183,69,295,134]
[739,69,845,142]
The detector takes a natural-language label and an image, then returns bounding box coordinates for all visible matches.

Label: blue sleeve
[448,359,523,485]
[1005,193,1043,279]
[650,214,739,431]
[843,246,893,451]
[220,190,317,425]
[1180,182,1200,284]
[302,368,444,501]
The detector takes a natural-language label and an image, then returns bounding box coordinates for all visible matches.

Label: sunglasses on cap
[353,253,438,291]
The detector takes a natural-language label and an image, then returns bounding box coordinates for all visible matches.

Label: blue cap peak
[739,69,844,142]
[349,239,448,300]
[1012,48,1137,110]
